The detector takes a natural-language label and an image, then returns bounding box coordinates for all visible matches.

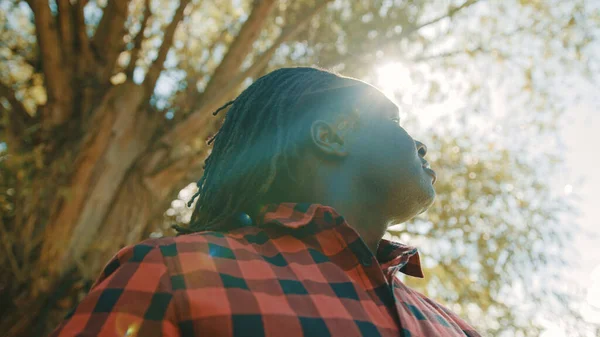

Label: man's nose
[415,140,427,157]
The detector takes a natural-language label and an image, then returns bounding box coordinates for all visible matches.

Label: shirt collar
[257,202,424,278]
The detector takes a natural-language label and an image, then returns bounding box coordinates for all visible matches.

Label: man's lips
[423,165,437,184]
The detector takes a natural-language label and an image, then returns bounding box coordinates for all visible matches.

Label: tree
[0,0,596,336]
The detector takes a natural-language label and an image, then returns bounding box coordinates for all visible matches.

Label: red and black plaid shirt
[50,203,481,336]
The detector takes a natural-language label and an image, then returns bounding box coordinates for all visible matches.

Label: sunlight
[374,61,453,129]
[376,62,413,104]
[588,264,600,310]
[540,322,566,337]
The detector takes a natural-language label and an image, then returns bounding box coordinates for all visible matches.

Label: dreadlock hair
[173,67,377,235]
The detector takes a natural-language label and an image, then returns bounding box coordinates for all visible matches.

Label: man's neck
[257,171,390,254]
[307,174,389,254]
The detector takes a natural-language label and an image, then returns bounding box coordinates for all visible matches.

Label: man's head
[179,67,435,235]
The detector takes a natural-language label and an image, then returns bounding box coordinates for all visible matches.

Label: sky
[557,98,600,325]
[538,95,600,335]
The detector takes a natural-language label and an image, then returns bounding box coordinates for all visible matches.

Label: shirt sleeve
[49,243,180,337]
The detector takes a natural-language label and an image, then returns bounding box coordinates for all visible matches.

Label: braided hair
[173,67,372,234]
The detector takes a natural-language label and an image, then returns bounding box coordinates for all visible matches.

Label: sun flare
[375,62,413,99]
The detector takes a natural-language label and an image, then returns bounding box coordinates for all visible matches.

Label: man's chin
[418,189,436,214]
[389,201,434,224]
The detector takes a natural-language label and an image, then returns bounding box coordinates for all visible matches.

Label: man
[51,67,481,336]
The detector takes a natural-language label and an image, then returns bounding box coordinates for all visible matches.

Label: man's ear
[310,120,349,158]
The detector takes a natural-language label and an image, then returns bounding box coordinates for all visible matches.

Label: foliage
[0,0,598,335]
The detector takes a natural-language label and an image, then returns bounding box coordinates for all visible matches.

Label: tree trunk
[0,82,200,337]
[38,82,152,277]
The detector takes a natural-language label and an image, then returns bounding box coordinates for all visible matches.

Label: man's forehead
[359,89,400,119]
[298,80,399,123]
[383,101,400,119]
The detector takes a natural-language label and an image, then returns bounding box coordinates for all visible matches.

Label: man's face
[341,88,436,224]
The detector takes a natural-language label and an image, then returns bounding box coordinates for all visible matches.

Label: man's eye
[392,118,400,124]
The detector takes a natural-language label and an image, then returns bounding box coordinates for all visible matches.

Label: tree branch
[0,82,30,122]
[159,0,277,148]
[30,0,73,128]
[200,25,231,69]
[143,0,191,95]
[197,0,333,109]
[0,218,26,282]
[411,26,526,63]
[125,0,151,80]
[325,0,484,70]
[74,0,92,78]
[91,0,132,85]
[410,48,480,62]
[4,43,39,71]
[0,81,34,148]
[239,0,333,81]
[176,1,323,119]
[176,26,232,113]
[57,0,74,65]
[195,0,277,104]
[402,0,483,37]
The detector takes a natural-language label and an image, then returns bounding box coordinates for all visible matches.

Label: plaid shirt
[50,203,481,337]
